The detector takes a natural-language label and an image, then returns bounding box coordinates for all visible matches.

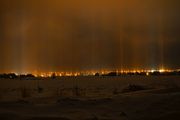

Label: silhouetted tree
[106,72,117,76]
[26,74,35,78]
[8,73,18,79]
[51,73,56,79]
[0,73,17,79]
[95,73,100,76]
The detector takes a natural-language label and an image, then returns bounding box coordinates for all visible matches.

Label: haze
[0,0,180,73]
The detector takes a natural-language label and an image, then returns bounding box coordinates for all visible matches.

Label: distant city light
[146,72,150,76]
[159,69,165,73]
[22,68,180,77]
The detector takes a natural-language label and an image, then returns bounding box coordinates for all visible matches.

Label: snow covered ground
[0,76,180,120]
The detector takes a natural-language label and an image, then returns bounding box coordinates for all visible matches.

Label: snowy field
[0,76,180,120]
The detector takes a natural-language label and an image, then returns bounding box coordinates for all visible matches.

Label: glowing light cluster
[26,68,178,77]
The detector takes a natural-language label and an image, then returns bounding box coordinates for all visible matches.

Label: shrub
[122,84,147,93]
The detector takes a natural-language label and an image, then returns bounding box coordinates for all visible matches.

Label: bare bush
[20,87,31,98]
[122,84,147,93]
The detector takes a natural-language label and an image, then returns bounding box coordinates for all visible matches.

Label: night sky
[0,0,180,73]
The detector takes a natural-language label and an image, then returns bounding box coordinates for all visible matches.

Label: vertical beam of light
[158,8,165,70]
[159,24,164,70]
[12,3,27,74]
[119,28,124,71]
[0,12,5,72]
[0,0,179,73]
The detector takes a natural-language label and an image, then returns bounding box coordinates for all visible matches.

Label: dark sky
[0,0,180,73]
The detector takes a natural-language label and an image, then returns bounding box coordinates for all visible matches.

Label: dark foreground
[0,76,180,120]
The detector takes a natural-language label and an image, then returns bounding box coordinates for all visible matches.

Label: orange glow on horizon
[21,68,178,77]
